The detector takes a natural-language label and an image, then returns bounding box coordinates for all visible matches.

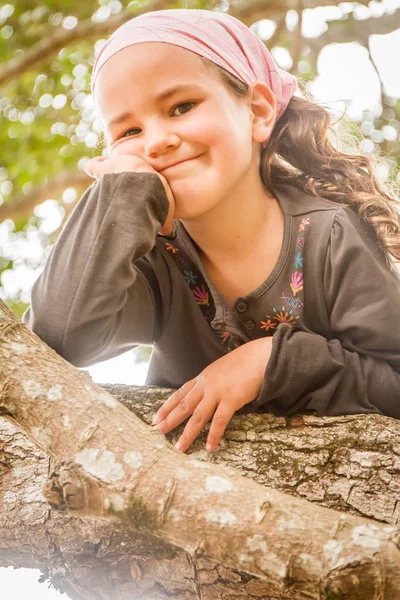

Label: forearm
[24,172,169,365]
[253,324,400,418]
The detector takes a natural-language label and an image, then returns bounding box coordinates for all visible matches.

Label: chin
[174,206,207,221]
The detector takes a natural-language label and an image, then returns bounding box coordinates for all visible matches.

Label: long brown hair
[209,60,400,263]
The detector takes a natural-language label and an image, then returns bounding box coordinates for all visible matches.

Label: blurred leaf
[6,298,28,320]
[0,0,399,304]
[134,346,153,364]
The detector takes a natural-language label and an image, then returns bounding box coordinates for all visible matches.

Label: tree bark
[1,300,400,599]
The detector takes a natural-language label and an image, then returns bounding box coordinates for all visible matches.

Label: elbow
[23,306,97,368]
[24,301,130,368]
[23,306,67,359]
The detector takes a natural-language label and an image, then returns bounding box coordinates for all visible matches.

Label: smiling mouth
[160,156,200,173]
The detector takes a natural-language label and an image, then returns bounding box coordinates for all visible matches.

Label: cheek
[110,139,139,157]
[184,106,230,144]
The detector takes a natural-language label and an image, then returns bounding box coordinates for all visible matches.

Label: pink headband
[92,8,297,125]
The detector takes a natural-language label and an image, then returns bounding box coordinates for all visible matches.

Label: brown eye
[172,102,195,116]
[120,128,141,139]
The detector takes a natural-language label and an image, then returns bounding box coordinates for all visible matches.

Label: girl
[24,9,400,454]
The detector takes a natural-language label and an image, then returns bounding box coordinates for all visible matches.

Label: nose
[144,123,181,158]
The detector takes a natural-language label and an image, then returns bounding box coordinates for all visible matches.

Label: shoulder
[273,183,343,220]
[274,184,395,272]
[273,184,383,250]
[330,203,385,259]
[274,185,342,261]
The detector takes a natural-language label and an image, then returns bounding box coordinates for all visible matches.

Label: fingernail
[175,441,183,451]
[152,414,160,425]
[206,443,213,452]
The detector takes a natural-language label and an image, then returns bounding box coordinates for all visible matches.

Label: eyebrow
[107,84,205,131]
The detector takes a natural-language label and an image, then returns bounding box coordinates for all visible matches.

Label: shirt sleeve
[254,206,400,418]
[23,171,170,367]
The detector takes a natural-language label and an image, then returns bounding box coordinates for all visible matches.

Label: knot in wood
[43,462,103,515]
[43,474,66,510]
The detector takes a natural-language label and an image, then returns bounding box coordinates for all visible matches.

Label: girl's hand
[152,337,274,452]
[83,155,175,235]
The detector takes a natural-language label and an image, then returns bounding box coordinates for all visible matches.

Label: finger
[152,379,197,425]
[175,396,218,453]
[205,404,236,452]
[156,382,203,435]
[84,156,109,177]
[83,159,100,178]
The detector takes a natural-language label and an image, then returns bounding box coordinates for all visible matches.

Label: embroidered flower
[260,319,277,331]
[273,311,297,326]
[290,271,304,297]
[279,293,304,310]
[294,251,303,269]
[160,238,222,337]
[299,217,310,232]
[297,236,305,249]
[192,285,209,306]
[286,296,304,310]
[165,242,179,254]
[218,331,231,343]
[184,270,197,285]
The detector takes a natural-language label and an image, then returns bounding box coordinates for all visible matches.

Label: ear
[248,82,276,144]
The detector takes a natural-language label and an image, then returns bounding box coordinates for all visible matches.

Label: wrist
[249,336,274,380]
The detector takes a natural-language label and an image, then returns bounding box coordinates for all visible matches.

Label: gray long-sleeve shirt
[23,172,400,418]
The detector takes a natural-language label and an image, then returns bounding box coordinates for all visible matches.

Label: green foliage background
[0,0,399,320]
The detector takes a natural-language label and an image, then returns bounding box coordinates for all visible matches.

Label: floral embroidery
[280,293,304,311]
[290,271,304,297]
[160,214,312,344]
[299,217,310,232]
[260,319,277,331]
[159,238,233,345]
[260,216,310,331]
[159,238,216,327]
[192,285,209,306]
[219,331,232,343]
[184,270,197,285]
[273,310,297,326]
[294,252,303,269]
[165,242,179,253]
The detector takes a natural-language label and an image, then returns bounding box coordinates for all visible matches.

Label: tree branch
[1,300,400,597]
[2,383,400,598]
[0,169,91,222]
[0,0,373,87]
[230,0,369,28]
[0,0,182,87]
[306,8,400,57]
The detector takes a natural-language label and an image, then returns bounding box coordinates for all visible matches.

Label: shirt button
[236,301,247,313]
[245,319,255,330]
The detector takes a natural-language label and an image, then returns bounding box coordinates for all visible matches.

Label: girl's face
[95,42,263,221]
